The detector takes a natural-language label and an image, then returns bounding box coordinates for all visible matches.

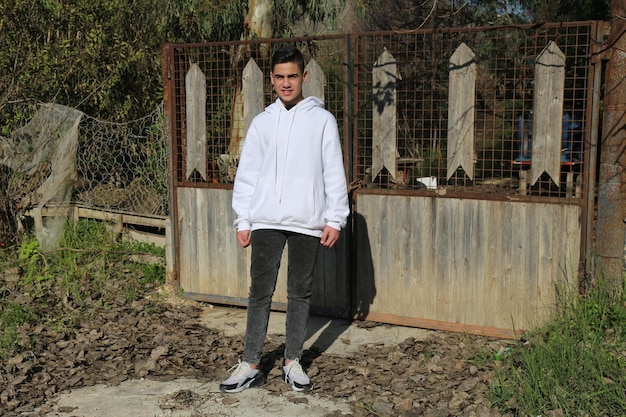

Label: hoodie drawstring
[276,106,297,204]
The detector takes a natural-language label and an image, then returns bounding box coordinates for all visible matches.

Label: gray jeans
[243,229,320,365]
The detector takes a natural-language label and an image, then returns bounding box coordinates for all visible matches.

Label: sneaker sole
[220,374,265,393]
[283,373,313,392]
[289,382,313,392]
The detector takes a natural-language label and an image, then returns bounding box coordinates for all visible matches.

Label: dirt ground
[1,275,511,417]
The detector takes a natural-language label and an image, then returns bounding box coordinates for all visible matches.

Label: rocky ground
[1,266,510,417]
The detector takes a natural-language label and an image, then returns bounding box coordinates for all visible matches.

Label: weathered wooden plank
[461,200,487,325]
[303,58,325,102]
[177,188,199,293]
[393,196,412,315]
[536,204,555,323]
[563,205,581,287]
[399,198,416,314]
[354,211,376,319]
[416,198,437,320]
[226,59,264,160]
[498,202,515,330]
[371,49,398,182]
[165,219,174,283]
[459,198,479,325]
[434,198,455,321]
[449,198,463,323]
[522,202,540,326]
[178,188,348,315]
[481,199,503,328]
[25,205,167,228]
[243,59,264,140]
[530,41,565,186]
[195,189,211,295]
[366,194,387,310]
[447,43,476,180]
[223,189,251,298]
[355,194,581,333]
[185,63,207,181]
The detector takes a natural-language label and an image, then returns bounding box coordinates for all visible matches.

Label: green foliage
[0,219,166,359]
[414,148,446,180]
[369,0,612,29]
[490,278,626,416]
[279,0,345,26]
[0,0,243,120]
[18,237,40,261]
[468,0,610,25]
[521,0,610,22]
[0,302,36,360]
[0,0,611,122]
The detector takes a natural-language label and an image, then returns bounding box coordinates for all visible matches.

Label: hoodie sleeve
[321,116,350,231]
[232,121,263,231]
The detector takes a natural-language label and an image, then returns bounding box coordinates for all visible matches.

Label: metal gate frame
[162,21,606,336]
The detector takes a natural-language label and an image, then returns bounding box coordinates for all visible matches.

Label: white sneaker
[219,361,265,393]
[282,359,313,392]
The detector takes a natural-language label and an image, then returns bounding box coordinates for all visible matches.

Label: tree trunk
[227,0,275,163]
[245,0,275,40]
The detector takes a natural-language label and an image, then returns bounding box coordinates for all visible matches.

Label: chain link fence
[0,101,168,244]
[75,106,168,216]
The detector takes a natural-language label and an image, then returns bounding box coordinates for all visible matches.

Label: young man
[220,45,349,393]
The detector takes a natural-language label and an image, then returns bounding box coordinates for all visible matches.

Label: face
[270,62,308,107]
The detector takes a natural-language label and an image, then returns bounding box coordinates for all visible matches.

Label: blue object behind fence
[516,113,583,163]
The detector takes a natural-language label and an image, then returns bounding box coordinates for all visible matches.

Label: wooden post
[371,49,398,183]
[242,58,264,150]
[185,63,207,181]
[222,58,263,181]
[447,42,476,181]
[530,41,565,187]
[303,59,325,102]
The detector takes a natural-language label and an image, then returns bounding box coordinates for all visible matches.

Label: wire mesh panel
[353,22,597,198]
[163,37,350,188]
[75,107,168,216]
[1,102,168,218]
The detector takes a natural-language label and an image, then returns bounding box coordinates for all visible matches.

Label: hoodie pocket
[250,176,317,226]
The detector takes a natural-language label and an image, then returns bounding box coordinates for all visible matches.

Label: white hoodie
[232,96,349,238]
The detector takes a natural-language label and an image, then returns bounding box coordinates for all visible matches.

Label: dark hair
[271,46,305,73]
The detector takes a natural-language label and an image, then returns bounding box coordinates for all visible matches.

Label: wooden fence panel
[371,49,398,182]
[177,188,350,316]
[447,43,476,180]
[355,194,581,337]
[303,59,325,101]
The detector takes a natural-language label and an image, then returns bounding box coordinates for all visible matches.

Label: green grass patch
[490,278,626,416]
[0,218,166,360]
[0,302,36,359]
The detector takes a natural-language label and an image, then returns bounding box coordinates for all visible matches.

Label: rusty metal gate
[163,21,605,337]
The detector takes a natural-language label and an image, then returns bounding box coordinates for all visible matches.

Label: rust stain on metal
[595,0,626,283]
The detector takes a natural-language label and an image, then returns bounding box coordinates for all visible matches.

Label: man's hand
[237,230,251,248]
[320,225,340,248]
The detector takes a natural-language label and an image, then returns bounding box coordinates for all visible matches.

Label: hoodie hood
[265,96,325,115]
